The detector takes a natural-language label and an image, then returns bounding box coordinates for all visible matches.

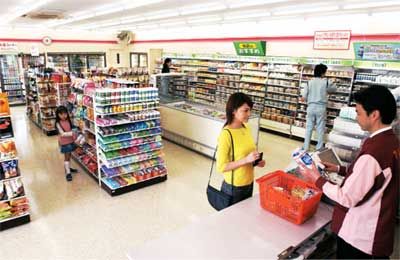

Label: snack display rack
[0,54,25,106]
[0,97,30,231]
[71,78,168,196]
[27,74,71,136]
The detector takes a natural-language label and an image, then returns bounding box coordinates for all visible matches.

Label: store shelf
[101,174,167,196]
[267,76,300,81]
[267,83,298,89]
[0,195,26,204]
[100,144,163,161]
[266,97,297,104]
[72,153,98,180]
[100,137,161,152]
[0,175,22,183]
[95,98,160,107]
[0,213,30,231]
[96,107,159,116]
[99,126,161,138]
[97,117,160,128]
[260,118,291,135]
[101,163,165,178]
[267,90,298,97]
[100,150,163,168]
[353,80,398,87]
[269,70,301,74]
[240,80,266,85]
[100,131,162,145]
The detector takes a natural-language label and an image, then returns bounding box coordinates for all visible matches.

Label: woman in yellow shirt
[216,93,265,204]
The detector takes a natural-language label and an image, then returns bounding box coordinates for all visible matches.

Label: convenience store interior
[0,0,400,259]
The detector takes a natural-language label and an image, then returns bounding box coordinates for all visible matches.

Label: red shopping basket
[256,170,322,225]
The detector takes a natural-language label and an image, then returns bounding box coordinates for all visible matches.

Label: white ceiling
[0,0,400,32]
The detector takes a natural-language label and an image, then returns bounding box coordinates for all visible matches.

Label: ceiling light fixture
[49,0,164,27]
[273,5,339,16]
[342,1,400,10]
[228,0,291,9]
[179,3,227,15]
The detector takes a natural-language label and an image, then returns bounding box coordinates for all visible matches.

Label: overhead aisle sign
[233,41,266,56]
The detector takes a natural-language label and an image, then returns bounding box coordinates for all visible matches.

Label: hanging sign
[313,30,351,50]
[233,41,266,56]
[0,42,18,52]
[30,44,40,57]
[354,42,400,61]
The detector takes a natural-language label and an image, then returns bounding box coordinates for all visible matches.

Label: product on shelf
[0,97,30,229]
[0,54,25,105]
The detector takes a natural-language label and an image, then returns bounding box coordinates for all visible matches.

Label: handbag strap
[208,129,235,193]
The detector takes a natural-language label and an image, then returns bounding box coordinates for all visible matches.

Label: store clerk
[161,58,172,73]
[299,85,399,259]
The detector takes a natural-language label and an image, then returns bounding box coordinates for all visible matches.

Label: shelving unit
[0,100,30,230]
[70,78,168,196]
[0,54,25,106]
[36,79,58,135]
[291,64,354,140]
[261,63,302,135]
[94,83,167,196]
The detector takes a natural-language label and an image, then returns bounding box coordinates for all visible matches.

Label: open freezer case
[160,101,260,157]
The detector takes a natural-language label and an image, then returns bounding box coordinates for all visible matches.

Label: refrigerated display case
[47,54,69,72]
[130,52,148,68]
[70,54,87,74]
[0,54,25,105]
[87,54,106,69]
[21,54,45,70]
[160,101,260,157]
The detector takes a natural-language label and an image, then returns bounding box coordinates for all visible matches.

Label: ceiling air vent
[21,10,65,20]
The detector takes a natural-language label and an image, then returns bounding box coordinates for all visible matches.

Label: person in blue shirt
[302,64,336,151]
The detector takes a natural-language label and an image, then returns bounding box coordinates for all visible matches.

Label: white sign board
[0,42,18,52]
[313,30,351,50]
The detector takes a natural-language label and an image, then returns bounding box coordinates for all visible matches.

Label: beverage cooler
[0,54,25,106]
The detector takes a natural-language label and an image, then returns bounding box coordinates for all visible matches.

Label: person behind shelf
[299,85,399,259]
[301,63,336,151]
[161,58,172,73]
[216,93,266,205]
[55,106,79,182]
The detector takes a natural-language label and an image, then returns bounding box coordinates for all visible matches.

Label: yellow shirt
[216,124,256,186]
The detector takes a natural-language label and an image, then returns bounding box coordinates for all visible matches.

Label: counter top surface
[127,195,333,259]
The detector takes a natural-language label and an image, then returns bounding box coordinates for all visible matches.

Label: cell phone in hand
[253,152,263,166]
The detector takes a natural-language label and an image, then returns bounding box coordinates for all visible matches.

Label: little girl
[55,106,78,181]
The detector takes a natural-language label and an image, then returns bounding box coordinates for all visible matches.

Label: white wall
[130,13,400,59]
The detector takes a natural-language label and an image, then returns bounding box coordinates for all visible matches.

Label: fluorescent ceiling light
[274,5,339,15]
[136,24,160,30]
[50,0,164,27]
[187,16,223,24]
[343,1,400,9]
[228,0,291,9]
[224,11,271,20]
[158,20,187,27]
[180,3,227,15]
[371,11,400,18]
[145,10,180,20]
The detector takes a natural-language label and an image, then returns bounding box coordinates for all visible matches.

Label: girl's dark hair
[55,106,73,130]
[353,85,397,124]
[314,63,328,77]
[224,92,254,126]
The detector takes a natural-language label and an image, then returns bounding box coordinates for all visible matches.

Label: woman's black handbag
[207,129,234,211]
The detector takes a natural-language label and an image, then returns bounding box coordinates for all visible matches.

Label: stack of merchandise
[326,107,368,166]
[0,96,30,230]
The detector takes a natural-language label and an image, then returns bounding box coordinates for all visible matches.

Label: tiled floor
[1,106,398,259]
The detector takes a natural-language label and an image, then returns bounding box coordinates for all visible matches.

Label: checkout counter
[127,195,333,259]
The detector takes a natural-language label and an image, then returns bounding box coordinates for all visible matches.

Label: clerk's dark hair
[55,105,73,131]
[353,85,397,124]
[224,93,254,126]
[314,63,328,77]
[163,58,171,67]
